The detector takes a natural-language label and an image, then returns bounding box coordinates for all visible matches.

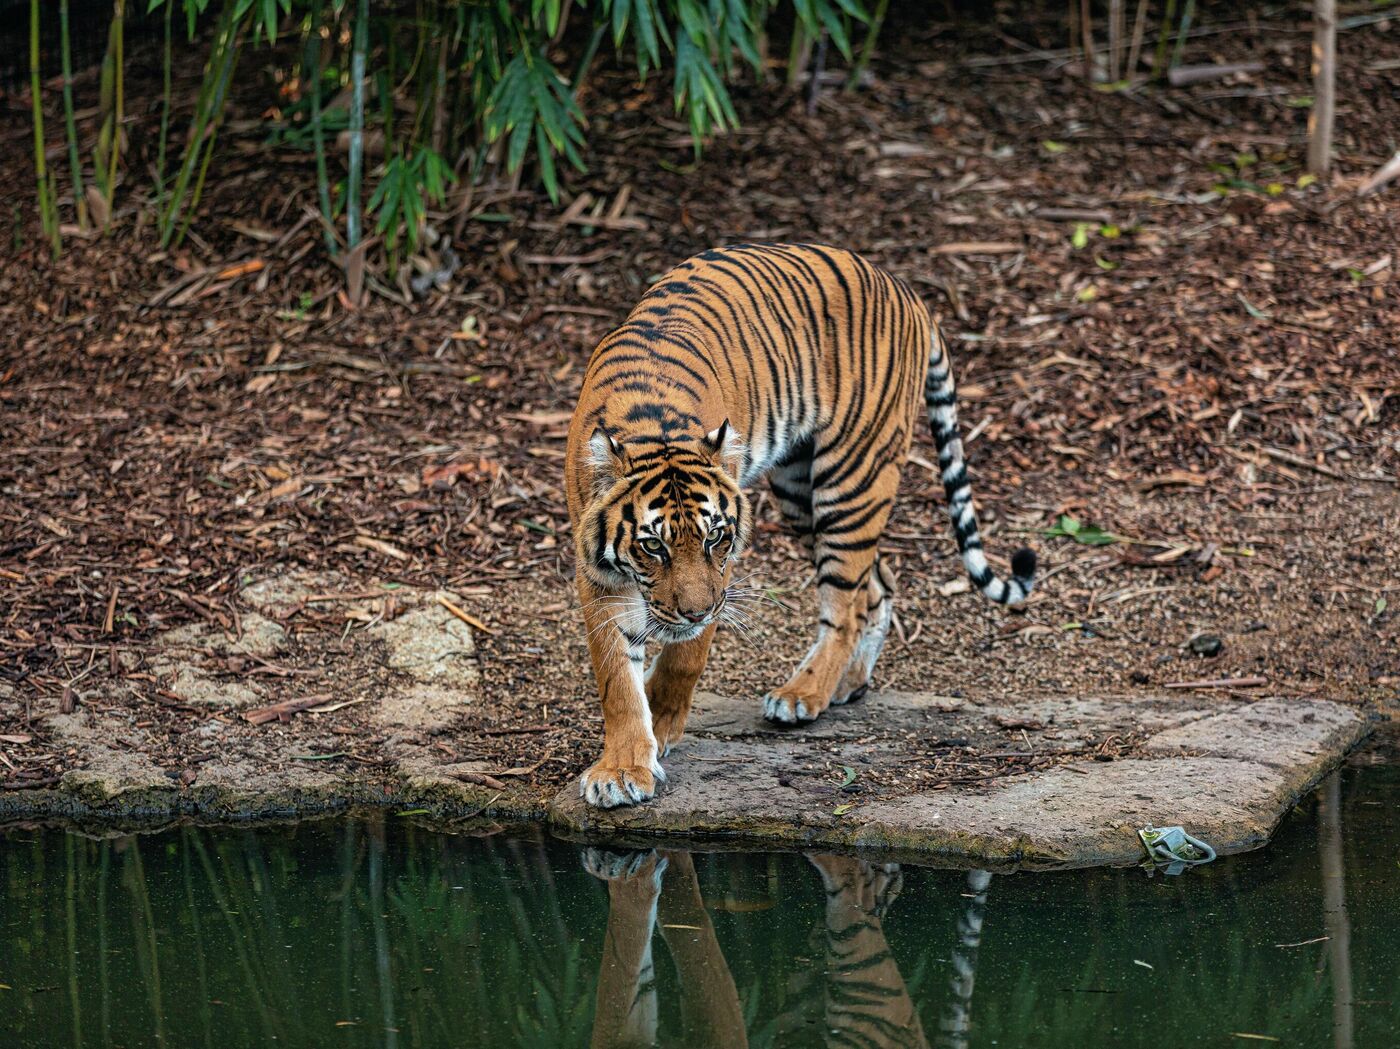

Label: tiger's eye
[706,525,726,542]
[640,537,666,556]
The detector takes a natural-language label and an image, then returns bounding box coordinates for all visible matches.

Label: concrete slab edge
[0,715,1373,870]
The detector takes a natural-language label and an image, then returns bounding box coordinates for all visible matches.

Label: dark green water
[2,764,1396,1049]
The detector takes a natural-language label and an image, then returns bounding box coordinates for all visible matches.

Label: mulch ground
[2,5,1397,799]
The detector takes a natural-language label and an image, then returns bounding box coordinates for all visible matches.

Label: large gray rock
[549,690,1370,868]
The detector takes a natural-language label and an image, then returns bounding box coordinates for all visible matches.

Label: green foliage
[484,44,587,202]
[794,0,869,61]
[368,146,455,262]
[32,0,879,272]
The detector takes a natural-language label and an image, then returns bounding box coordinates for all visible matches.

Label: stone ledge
[2,677,1372,868]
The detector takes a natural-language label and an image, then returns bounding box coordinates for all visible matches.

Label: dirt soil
[2,6,1397,805]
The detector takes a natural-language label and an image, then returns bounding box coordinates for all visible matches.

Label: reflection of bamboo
[937,870,992,1049]
[98,846,112,1049]
[190,831,282,1041]
[180,832,216,1049]
[65,835,84,1049]
[368,818,400,1049]
[122,839,167,1048]
[1318,773,1353,1049]
[338,821,360,1031]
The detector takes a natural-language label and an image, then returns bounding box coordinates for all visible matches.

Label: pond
[1,760,1395,1049]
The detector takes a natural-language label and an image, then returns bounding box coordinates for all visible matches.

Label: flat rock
[549,690,1371,868]
[2,566,1370,868]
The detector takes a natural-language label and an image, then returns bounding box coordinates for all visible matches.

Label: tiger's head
[579,421,753,643]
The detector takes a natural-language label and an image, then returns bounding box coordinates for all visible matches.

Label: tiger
[584,848,928,1049]
[566,243,1036,808]
[806,854,930,1048]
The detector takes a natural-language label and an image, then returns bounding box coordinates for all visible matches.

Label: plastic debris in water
[1138,825,1217,876]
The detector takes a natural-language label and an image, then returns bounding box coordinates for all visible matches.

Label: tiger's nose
[678,607,710,624]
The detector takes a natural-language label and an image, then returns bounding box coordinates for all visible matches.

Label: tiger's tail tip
[1009,546,1037,603]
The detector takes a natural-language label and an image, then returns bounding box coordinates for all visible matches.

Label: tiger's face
[580,424,752,643]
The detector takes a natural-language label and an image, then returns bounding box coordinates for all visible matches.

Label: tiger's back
[569,243,928,509]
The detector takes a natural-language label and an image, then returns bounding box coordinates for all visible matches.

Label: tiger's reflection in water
[583,848,991,1049]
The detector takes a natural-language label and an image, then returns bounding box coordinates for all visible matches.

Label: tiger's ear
[588,427,627,480]
[702,419,743,473]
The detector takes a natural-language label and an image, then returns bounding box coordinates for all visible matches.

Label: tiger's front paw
[581,847,667,884]
[580,758,665,808]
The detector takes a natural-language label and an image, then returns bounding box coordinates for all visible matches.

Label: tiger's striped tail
[925,328,1036,605]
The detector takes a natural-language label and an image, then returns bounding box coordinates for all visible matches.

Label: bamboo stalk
[104,0,124,230]
[1308,0,1337,175]
[161,0,239,247]
[1109,0,1124,81]
[1079,0,1095,82]
[347,0,368,252]
[1068,0,1080,71]
[1125,0,1150,79]
[29,0,60,257]
[308,7,337,256]
[846,0,889,91]
[806,30,827,116]
[1170,0,1197,72]
[1154,0,1178,79]
[572,21,607,99]
[786,25,811,90]
[59,0,88,230]
[154,0,173,211]
[173,28,244,248]
[431,12,449,154]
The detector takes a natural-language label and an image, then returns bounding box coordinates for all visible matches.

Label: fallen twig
[932,241,1021,255]
[243,693,334,725]
[1358,150,1400,196]
[1163,676,1268,690]
[1167,61,1263,87]
[454,770,507,789]
[437,594,496,634]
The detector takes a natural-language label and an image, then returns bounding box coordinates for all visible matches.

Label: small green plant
[368,146,455,274]
[1041,514,1120,546]
[1071,222,1124,250]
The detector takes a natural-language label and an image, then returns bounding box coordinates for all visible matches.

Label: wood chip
[353,534,411,560]
[215,258,266,281]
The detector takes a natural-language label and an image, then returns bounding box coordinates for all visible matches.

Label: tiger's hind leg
[833,555,894,706]
[762,464,898,724]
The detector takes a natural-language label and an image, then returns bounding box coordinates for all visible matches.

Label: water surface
[1,763,1395,1048]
